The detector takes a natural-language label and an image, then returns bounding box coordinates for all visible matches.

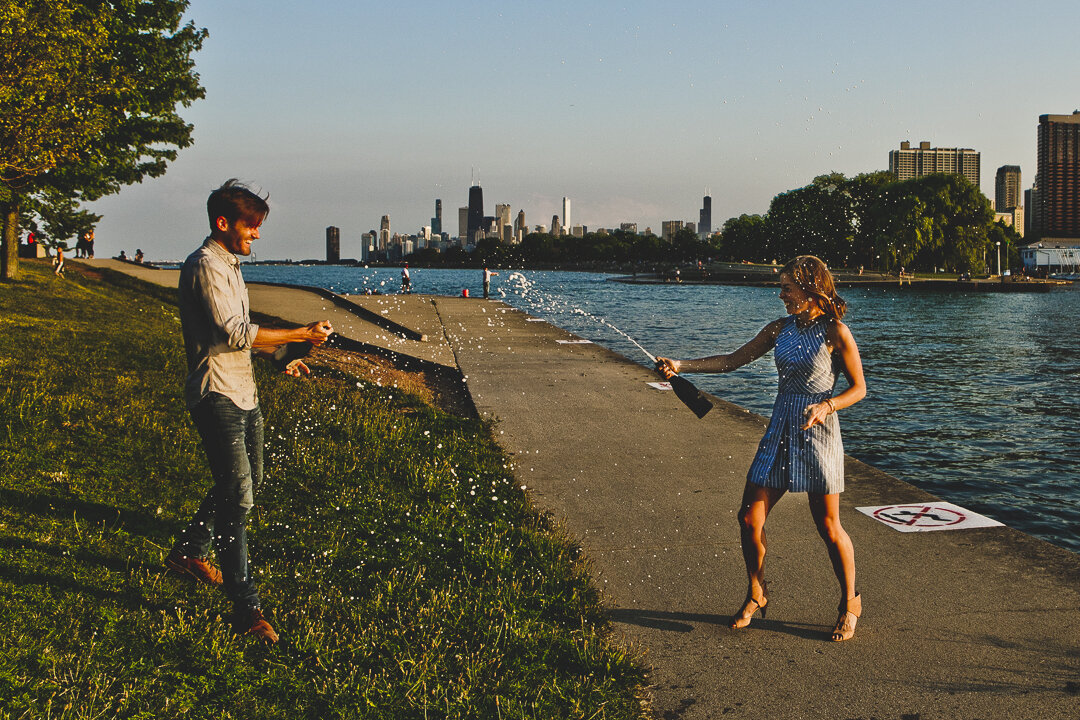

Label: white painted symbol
[526,318,546,322]
[648,382,673,391]
[856,502,1004,533]
[556,339,592,344]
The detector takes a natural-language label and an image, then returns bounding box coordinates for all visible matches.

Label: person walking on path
[483,266,498,298]
[656,255,867,642]
[166,179,334,644]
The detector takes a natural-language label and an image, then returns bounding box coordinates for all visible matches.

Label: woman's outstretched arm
[656,319,783,378]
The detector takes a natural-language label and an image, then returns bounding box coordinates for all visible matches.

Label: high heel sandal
[730,581,769,629]
[831,592,861,642]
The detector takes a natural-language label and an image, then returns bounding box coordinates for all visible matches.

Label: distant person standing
[52,246,65,277]
[85,229,95,259]
[166,179,334,644]
[482,266,498,298]
[401,263,411,293]
[135,248,145,264]
[75,233,88,258]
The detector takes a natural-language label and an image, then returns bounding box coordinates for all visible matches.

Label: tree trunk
[2,201,20,281]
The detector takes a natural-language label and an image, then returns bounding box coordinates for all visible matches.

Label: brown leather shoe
[232,607,279,644]
[164,550,223,586]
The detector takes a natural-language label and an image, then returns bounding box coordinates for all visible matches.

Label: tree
[717,214,768,262]
[766,173,858,265]
[1,0,205,280]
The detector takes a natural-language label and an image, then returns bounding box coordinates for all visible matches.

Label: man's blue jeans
[174,392,263,610]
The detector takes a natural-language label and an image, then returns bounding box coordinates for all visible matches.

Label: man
[482,266,498,298]
[165,179,333,643]
[401,262,411,293]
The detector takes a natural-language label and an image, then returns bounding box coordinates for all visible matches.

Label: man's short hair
[207,179,270,229]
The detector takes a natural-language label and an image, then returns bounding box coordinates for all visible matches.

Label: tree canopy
[1,0,205,279]
[712,171,1000,273]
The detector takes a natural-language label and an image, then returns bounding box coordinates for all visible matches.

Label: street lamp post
[996,241,1001,277]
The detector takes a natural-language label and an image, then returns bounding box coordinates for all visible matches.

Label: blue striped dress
[746,315,845,494]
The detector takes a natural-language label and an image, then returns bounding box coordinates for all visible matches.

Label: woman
[656,255,866,642]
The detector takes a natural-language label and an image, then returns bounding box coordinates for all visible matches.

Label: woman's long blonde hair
[781,255,847,321]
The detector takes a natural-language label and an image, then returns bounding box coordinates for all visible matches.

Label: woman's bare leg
[732,482,786,627]
[809,493,861,640]
[808,493,855,599]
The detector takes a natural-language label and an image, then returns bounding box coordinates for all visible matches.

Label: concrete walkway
[88,259,1080,719]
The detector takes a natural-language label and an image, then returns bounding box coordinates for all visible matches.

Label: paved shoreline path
[91,259,1080,719]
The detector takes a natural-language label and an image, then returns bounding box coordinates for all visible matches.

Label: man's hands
[280,321,330,376]
[254,320,333,376]
[304,320,333,345]
[283,359,311,377]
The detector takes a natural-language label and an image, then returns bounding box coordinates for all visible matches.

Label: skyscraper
[514,209,526,243]
[889,141,980,187]
[550,214,562,237]
[432,198,442,235]
[698,193,712,238]
[360,231,376,262]
[467,185,485,244]
[562,197,571,234]
[495,203,511,241]
[1034,112,1080,238]
[325,226,340,263]
[995,166,1022,212]
[458,207,468,244]
[379,215,391,251]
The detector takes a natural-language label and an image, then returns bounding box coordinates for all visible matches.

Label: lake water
[240,265,1080,554]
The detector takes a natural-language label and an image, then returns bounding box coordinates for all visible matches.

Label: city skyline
[83,1,1080,260]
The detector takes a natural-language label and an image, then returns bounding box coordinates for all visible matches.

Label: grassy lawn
[0,261,647,719]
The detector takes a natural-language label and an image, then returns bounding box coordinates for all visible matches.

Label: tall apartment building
[995,165,1022,212]
[325,226,340,263]
[458,207,468,244]
[361,231,376,262]
[1033,112,1080,238]
[889,141,980,187]
[662,220,684,241]
[562,197,571,233]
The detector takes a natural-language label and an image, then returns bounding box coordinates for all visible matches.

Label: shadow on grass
[0,561,171,612]
[0,488,181,542]
[608,607,828,641]
[0,536,162,578]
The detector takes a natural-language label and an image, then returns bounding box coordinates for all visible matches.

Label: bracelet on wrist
[826,398,836,414]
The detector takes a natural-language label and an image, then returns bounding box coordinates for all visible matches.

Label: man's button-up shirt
[178,237,260,410]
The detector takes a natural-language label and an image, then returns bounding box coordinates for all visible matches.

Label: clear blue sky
[89,0,1080,261]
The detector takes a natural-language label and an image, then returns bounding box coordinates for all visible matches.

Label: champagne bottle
[270,341,313,372]
[668,373,713,418]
